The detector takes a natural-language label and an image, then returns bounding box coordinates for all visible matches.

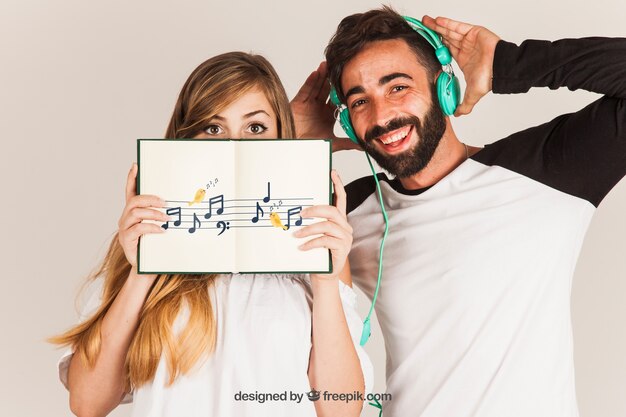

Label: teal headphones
[329,15,461,144]
[330,16,461,347]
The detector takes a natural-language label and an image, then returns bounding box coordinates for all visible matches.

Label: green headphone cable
[359,152,389,346]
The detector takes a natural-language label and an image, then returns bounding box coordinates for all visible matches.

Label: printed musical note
[270,199,283,212]
[216,221,230,236]
[251,201,264,223]
[269,212,288,230]
[203,194,225,219]
[263,182,271,203]
[286,206,303,230]
[161,207,182,230]
[188,189,206,206]
[188,212,201,233]
[158,194,310,236]
[206,178,219,188]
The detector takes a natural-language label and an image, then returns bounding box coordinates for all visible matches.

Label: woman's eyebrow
[244,110,270,118]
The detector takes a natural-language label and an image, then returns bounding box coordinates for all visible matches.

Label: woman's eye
[205,125,223,135]
[248,123,268,134]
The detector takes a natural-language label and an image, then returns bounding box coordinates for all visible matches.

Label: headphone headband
[402,16,453,66]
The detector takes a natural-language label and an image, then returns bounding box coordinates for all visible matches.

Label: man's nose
[370,98,395,128]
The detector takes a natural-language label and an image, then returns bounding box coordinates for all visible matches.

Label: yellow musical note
[269,212,288,230]
[188,188,206,206]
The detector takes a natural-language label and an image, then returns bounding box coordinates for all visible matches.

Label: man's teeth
[379,129,409,145]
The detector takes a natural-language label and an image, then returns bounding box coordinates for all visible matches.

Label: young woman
[49,52,372,417]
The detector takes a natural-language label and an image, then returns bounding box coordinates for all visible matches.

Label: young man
[291,6,626,417]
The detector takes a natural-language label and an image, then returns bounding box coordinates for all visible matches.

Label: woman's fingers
[119,195,166,225]
[119,165,168,267]
[301,205,352,233]
[298,235,345,252]
[296,170,353,274]
[330,170,347,216]
[125,163,138,203]
[293,219,351,241]
[298,171,352,249]
[122,222,165,244]
[119,207,170,231]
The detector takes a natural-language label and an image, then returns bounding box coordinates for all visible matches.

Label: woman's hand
[117,163,168,268]
[294,170,352,280]
[422,15,501,116]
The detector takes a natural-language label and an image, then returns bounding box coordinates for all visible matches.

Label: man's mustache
[363,115,422,142]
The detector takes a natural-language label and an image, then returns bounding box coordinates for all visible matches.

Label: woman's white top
[57,273,373,417]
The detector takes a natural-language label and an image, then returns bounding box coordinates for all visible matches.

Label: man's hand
[290,61,362,152]
[422,15,501,116]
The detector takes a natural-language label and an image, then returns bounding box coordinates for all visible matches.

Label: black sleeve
[473,38,626,207]
[492,38,626,98]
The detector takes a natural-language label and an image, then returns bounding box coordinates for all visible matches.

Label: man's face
[341,39,447,178]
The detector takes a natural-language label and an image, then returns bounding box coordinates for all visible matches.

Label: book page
[137,139,236,274]
[235,139,331,273]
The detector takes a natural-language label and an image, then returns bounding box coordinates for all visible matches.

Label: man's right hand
[291,61,363,152]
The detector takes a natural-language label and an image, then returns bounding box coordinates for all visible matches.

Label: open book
[137,139,332,274]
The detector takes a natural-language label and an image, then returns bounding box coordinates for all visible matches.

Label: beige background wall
[1,0,625,416]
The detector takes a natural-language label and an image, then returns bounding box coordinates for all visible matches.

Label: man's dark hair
[325,5,441,103]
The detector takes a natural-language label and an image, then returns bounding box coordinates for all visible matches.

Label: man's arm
[426,16,626,206]
[422,16,626,108]
[480,37,626,207]
[492,37,626,98]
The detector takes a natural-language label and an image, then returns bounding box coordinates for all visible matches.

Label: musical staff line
[161,208,312,216]
[158,218,315,224]
[162,204,313,210]
[157,181,311,235]
[156,224,312,230]
[166,198,313,203]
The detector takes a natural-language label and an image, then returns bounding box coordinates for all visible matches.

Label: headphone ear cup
[436,71,460,116]
[338,108,359,144]
[329,86,341,107]
[330,85,359,144]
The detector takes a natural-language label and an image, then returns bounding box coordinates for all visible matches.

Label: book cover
[137,138,332,274]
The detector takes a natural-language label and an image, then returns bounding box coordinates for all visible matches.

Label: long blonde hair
[48,52,296,392]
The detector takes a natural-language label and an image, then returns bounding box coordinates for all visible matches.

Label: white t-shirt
[57,273,373,417]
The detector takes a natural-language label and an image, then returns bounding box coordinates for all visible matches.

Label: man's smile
[374,125,414,154]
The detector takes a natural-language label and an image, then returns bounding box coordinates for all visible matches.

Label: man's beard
[358,91,447,178]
